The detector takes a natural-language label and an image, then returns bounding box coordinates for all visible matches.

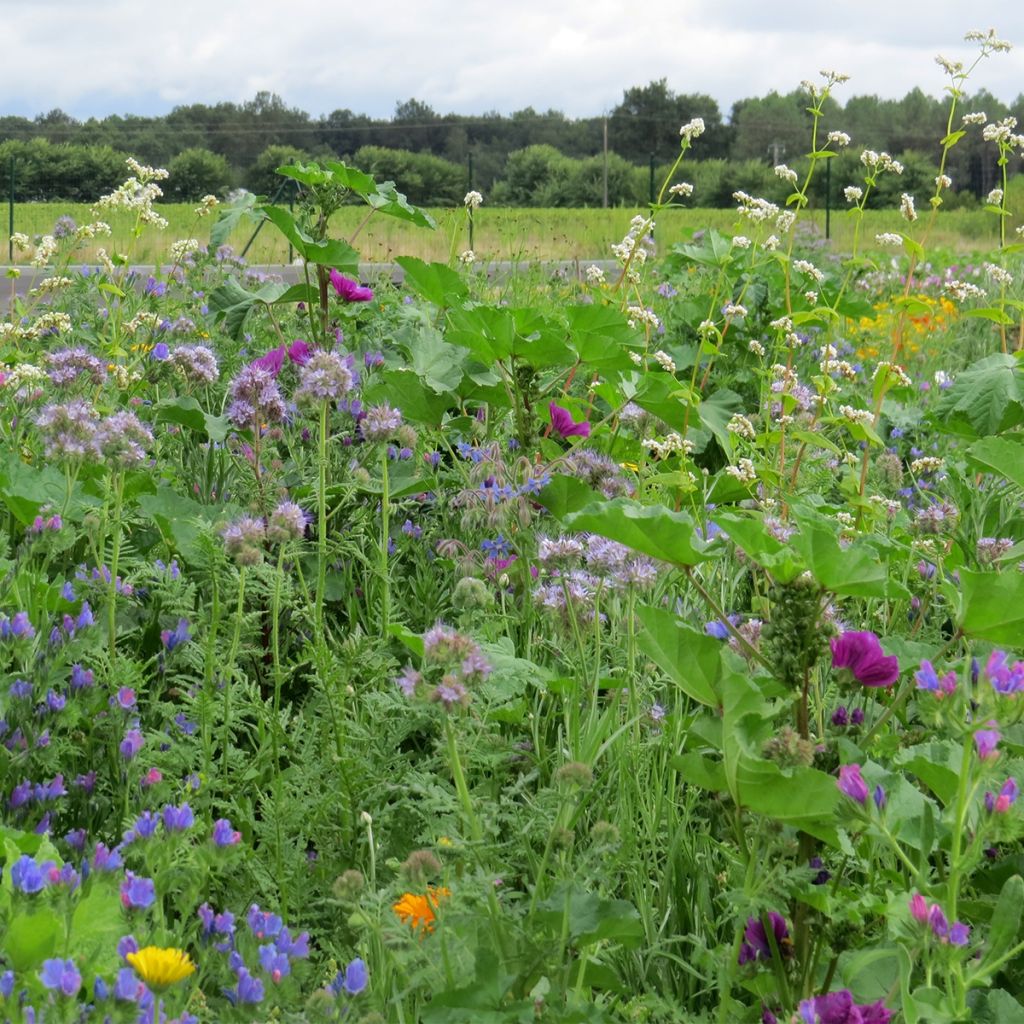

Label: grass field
[3,201,1013,265]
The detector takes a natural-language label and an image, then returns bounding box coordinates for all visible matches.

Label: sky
[2,0,1024,123]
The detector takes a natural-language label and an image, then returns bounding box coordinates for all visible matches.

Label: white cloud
[1,0,1022,120]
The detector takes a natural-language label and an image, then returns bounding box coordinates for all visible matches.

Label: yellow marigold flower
[125,947,196,989]
[392,886,451,934]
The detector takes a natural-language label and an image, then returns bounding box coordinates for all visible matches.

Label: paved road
[1,260,619,305]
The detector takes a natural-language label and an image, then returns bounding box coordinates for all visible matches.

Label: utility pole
[602,116,609,209]
[768,141,785,166]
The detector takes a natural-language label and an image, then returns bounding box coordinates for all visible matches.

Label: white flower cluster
[910,456,945,475]
[725,458,758,485]
[610,215,654,269]
[935,174,952,190]
[75,221,112,239]
[28,276,75,296]
[30,235,58,268]
[900,193,917,222]
[793,259,824,283]
[679,118,705,143]
[733,190,779,224]
[9,232,30,252]
[585,264,605,284]
[826,130,851,147]
[13,312,73,340]
[726,413,757,440]
[935,56,965,76]
[943,280,987,302]
[732,235,751,249]
[962,112,988,126]
[774,164,798,184]
[463,190,483,210]
[748,339,766,357]
[875,233,904,247]
[860,151,904,175]
[668,182,694,198]
[170,239,201,261]
[843,186,863,203]
[984,262,1014,286]
[94,157,171,229]
[627,306,662,331]
[873,362,912,388]
[839,405,874,428]
[982,118,1023,147]
[643,432,693,460]
[723,303,748,319]
[195,195,219,217]
[652,349,676,373]
[459,249,475,266]
[986,188,1004,205]
[2,363,47,391]
[964,28,1013,53]
[125,311,161,334]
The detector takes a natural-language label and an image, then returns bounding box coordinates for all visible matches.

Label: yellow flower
[392,886,451,935]
[125,947,196,989]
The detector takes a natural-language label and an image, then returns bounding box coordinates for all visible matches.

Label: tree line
[1,82,1021,206]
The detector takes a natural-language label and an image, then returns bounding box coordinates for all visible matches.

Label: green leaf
[362,369,452,426]
[959,568,1024,644]
[976,875,1024,978]
[932,353,1024,439]
[790,517,891,598]
[69,878,125,973]
[535,475,605,518]
[564,305,640,370]
[671,751,727,790]
[967,435,1024,489]
[735,759,841,842]
[635,605,722,706]
[395,321,465,394]
[962,307,1015,326]
[209,190,260,248]
[711,511,804,582]
[4,909,61,970]
[395,256,468,308]
[695,389,744,453]
[154,396,206,434]
[536,886,643,948]
[564,498,710,567]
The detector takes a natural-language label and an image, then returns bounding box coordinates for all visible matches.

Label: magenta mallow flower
[738,911,791,964]
[830,631,899,687]
[837,764,870,805]
[329,269,373,302]
[548,402,591,439]
[798,990,892,1023]
[252,340,312,375]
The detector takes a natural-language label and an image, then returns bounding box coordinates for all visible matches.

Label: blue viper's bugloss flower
[120,872,156,909]
[10,854,55,893]
[331,957,369,996]
[39,958,81,998]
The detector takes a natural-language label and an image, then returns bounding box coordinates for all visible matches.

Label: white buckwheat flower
[653,350,676,373]
[727,414,756,440]
[843,186,863,203]
[935,174,952,190]
[793,259,824,283]
[875,233,903,247]
[840,405,874,428]
[984,262,1014,286]
[725,459,758,485]
[464,191,483,210]
[826,130,851,147]
[585,264,605,284]
[962,112,987,126]
[774,164,798,184]
[679,118,705,142]
[732,236,751,249]
[899,193,917,222]
[668,182,694,198]
[943,280,987,302]
[748,339,766,357]
[986,188,1004,205]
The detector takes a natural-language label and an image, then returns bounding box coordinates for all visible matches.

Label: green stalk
[106,469,125,660]
[314,401,329,635]
[221,566,248,785]
[270,544,287,917]
[380,450,391,636]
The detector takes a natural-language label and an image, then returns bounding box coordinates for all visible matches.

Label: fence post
[649,153,655,206]
[467,152,474,252]
[8,156,14,263]
[825,158,831,241]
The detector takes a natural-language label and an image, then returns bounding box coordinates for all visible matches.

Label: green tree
[166,147,234,201]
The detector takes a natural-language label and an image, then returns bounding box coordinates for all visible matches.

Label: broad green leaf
[536,886,643,948]
[4,909,61,970]
[671,751,727,790]
[975,875,1024,979]
[209,190,260,248]
[363,369,453,426]
[154,396,206,434]
[962,307,1015,326]
[790,518,890,598]
[536,475,604,518]
[966,435,1024,489]
[69,878,125,973]
[695,389,743,454]
[564,498,710,566]
[635,605,722,706]
[734,759,841,843]
[394,321,465,394]
[959,568,1024,644]
[564,305,640,369]
[711,511,804,582]
[932,353,1024,439]
[395,257,468,308]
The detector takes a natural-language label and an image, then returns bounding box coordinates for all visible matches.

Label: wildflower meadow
[5,27,1024,1024]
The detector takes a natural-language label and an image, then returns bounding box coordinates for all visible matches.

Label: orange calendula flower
[125,946,196,989]
[392,886,451,934]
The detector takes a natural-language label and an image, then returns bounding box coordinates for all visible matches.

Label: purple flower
[39,958,81,998]
[331,957,369,996]
[120,726,144,760]
[253,345,287,375]
[162,803,195,832]
[1,971,13,998]
[120,872,156,909]
[92,842,122,872]
[10,854,54,893]
[830,631,899,687]
[161,618,191,651]
[837,764,870,805]
[113,686,137,711]
[329,270,374,302]
[212,818,242,846]
[70,664,93,689]
[738,911,791,964]
[247,904,283,940]
[798,990,893,1024]
[975,723,1001,761]
[227,967,264,1005]
[113,966,146,1002]
[914,659,956,698]
[985,777,1019,813]
[548,402,591,439]
[258,943,291,983]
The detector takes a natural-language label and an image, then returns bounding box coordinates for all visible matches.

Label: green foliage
[165,147,233,201]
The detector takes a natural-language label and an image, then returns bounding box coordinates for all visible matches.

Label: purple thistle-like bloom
[739,912,791,964]
[120,872,156,909]
[221,515,266,566]
[161,618,191,651]
[294,350,355,405]
[267,501,308,543]
[212,818,242,846]
[798,990,893,1024]
[329,269,374,302]
[170,344,219,384]
[837,764,870,805]
[975,724,1001,760]
[92,412,154,467]
[830,631,899,687]
[226,364,286,430]
[47,347,107,387]
[360,403,403,442]
[332,957,369,996]
[396,664,421,697]
[549,402,591,439]
[39,958,81,998]
[35,400,100,462]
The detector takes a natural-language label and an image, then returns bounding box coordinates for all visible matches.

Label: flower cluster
[394,624,492,710]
